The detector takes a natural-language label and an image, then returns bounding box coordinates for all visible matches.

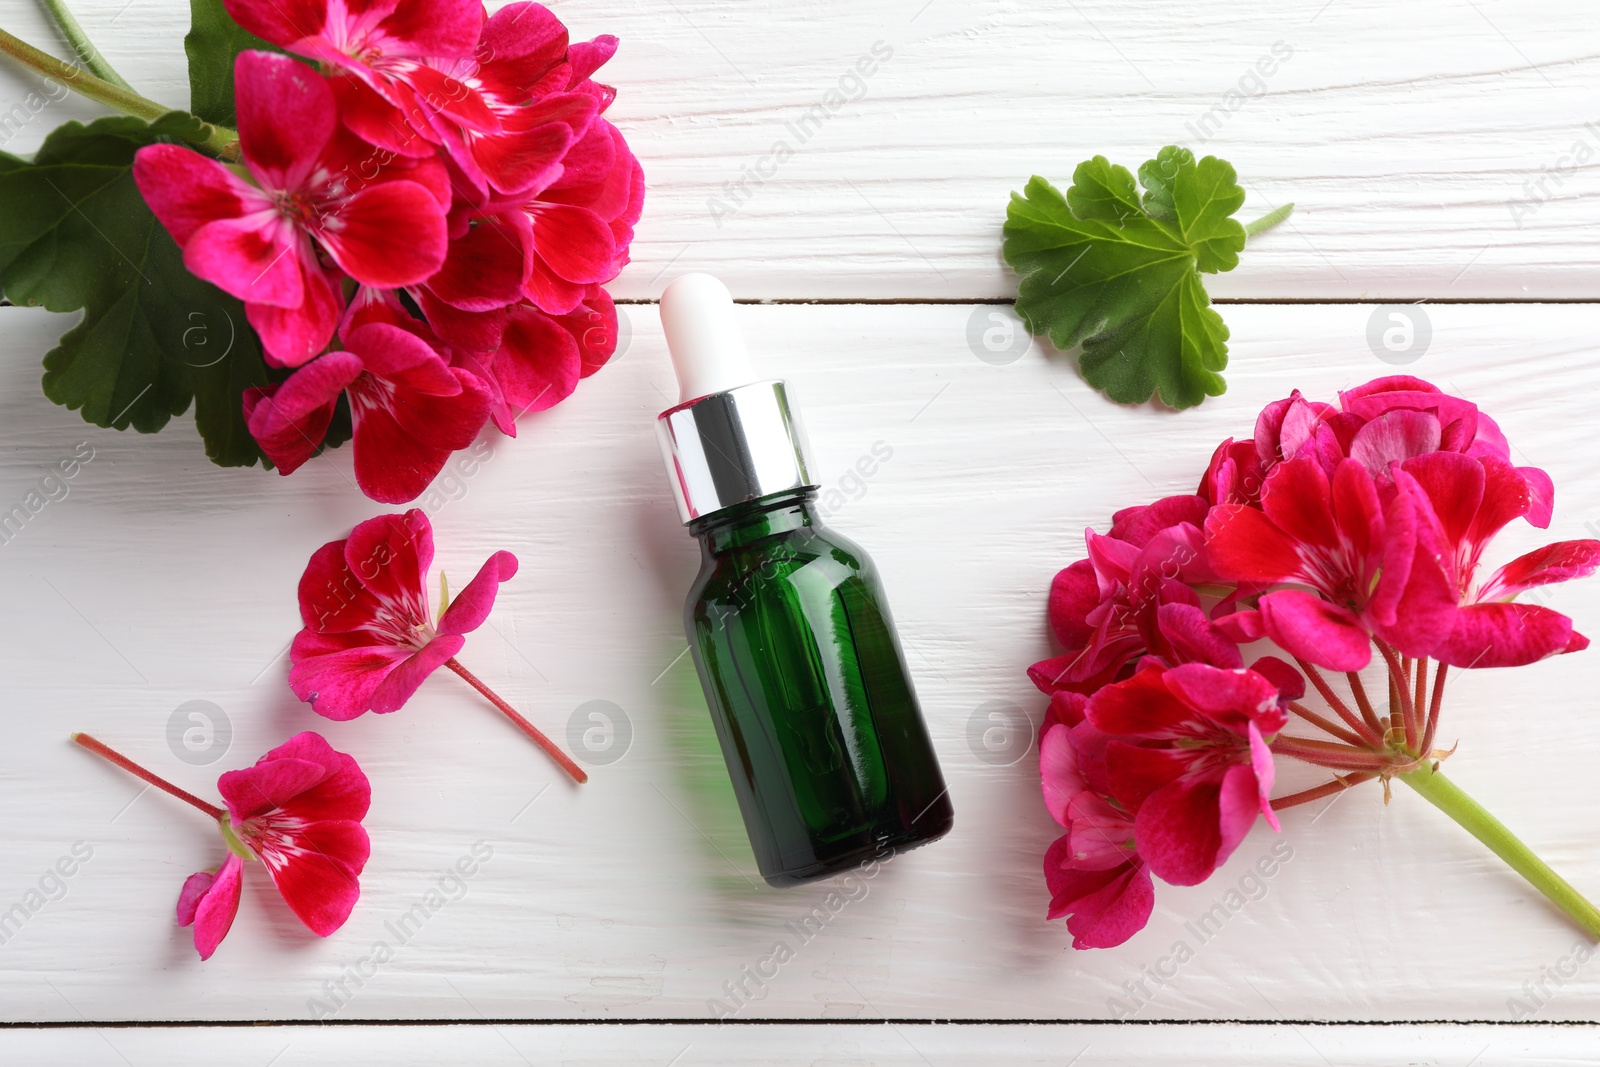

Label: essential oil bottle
[654,274,953,887]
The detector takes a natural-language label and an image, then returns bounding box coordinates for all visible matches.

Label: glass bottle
[655,274,953,887]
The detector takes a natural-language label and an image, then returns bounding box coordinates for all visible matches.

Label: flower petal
[258,818,370,937]
[133,144,252,246]
[177,854,244,961]
[1257,590,1372,671]
[368,634,464,713]
[437,551,518,636]
[316,181,448,288]
[235,50,336,191]
[1433,602,1580,668]
[218,756,327,820]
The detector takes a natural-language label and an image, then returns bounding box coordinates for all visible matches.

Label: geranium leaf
[185,0,283,127]
[1003,146,1249,410]
[0,113,274,467]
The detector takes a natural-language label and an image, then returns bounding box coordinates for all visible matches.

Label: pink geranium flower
[243,291,492,503]
[1399,451,1600,667]
[1031,375,1600,951]
[134,51,450,366]
[73,732,369,960]
[1039,700,1153,949]
[1205,456,1458,671]
[290,508,587,782]
[1085,663,1288,886]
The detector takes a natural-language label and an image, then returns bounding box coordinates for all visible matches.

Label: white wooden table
[2,0,1599,1062]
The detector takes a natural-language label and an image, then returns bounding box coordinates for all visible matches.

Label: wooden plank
[2,1022,1599,1065]
[1,301,1598,1022]
[0,1,1598,299]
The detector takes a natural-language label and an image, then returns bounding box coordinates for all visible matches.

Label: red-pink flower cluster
[1033,377,1600,949]
[133,1,642,502]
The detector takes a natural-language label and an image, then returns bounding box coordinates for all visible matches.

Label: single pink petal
[289,633,412,719]
[133,145,251,246]
[220,0,326,47]
[1400,451,1485,549]
[316,181,448,287]
[1433,602,1579,668]
[345,323,460,394]
[218,757,327,820]
[235,51,336,191]
[427,219,529,312]
[383,369,493,450]
[527,202,617,284]
[266,732,371,823]
[177,854,244,961]
[1521,466,1555,529]
[1103,740,1190,813]
[1247,722,1280,831]
[471,119,575,197]
[1039,724,1087,827]
[1086,667,1191,738]
[1161,663,1282,729]
[368,634,465,713]
[1044,836,1154,950]
[1258,457,1338,551]
[1257,590,1372,671]
[247,261,345,368]
[1132,776,1225,886]
[566,35,619,86]
[1204,504,1303,584]
[1154,603,1243,669]
[257,819,370,936]
[185,215,303,308]
[377,0,484,61]
[1349,409,1442,475]
[559,285,619,377]
[350,397,453,504]
[1482,540,1600,601]
[437,551,518,636]
[244,352,363,474]
[342,509,433,615]
[490,304,582,415]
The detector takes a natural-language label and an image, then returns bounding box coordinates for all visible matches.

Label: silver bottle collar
[656,380,816,524]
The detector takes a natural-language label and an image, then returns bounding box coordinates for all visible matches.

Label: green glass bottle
[656,275,953,887]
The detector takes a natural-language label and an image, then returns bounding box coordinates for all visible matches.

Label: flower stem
[35,0,132,90]
[1244,202,1294,239]
[1287,700,1366,747]
[72,733,226,820]
[0,26,238,157]
[1375,640,1419,752]
[1423,661,1448,756]
[1271,735,1395,771]
[1294,657,1384,747]
[1272,772,1377,810]
[1400,761,1600,940]
[1343,669,1386,739]
[444,658,588,784]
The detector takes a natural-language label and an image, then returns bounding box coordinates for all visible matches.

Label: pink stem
[1374,640,1418,753]
[72,733,226,820]
[1272,772,1378,810]
[1423,661,1449,756]
[1271,735,1395,772]
[1294,658,1385,748]
[445,658,588,784]
[1342,669,1386,740]
[1287,701,1366,747]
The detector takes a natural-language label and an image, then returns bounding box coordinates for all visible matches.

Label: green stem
[0,26,238,158]
[1244,202,1295,239]
[36,0,132,90]
[1401,761,1600,940]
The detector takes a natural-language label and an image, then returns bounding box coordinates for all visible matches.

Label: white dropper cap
[660,273,754,403]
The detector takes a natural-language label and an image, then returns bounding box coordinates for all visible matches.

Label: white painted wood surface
[2,0,1600,1059]
[3,301,1600,1032]
[3,1023,1598,1066]
[2,0,1600,299]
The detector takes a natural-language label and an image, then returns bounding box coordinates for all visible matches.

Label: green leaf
[1002,146,1249,410]
[185,0,283,127]
[0,113,274,467]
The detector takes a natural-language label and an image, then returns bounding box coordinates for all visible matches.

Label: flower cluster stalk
[1272,655,1600,941]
